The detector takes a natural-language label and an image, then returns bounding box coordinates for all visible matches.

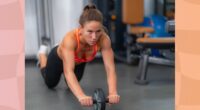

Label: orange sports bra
[74,29,98,63]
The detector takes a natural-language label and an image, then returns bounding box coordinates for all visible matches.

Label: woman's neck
[79,32,90,48]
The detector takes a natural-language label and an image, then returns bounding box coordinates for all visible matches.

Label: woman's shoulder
[63,28,79,41]
[97,32,111,50]
[60,28,78,47]
[100,32,111,43]
[64,29,77,38]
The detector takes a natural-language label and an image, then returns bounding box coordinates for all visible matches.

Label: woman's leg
[39,54,47,69]
[37,36,51,68]
[37,45,49,69]
[39,46,63,89]
[74,63,86,82]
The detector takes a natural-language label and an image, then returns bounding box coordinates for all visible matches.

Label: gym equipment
[165,20,175,35]
[148,15,174,57]
[149,15,173,38]
[136,15,174,38]
[136,15,174,58]
[115,0,154,64]
[134,20,175,85]
[93,88,109,110]
[134,37,175,85]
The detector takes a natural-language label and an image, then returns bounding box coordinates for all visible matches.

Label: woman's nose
[91,33,97,40]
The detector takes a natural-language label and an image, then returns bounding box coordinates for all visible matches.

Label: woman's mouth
[90,41,96,45]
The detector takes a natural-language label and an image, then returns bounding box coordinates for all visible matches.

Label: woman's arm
[100,35,118,95]
[60,36,86,100]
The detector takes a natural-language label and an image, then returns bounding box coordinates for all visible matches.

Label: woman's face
[81,21,103,46]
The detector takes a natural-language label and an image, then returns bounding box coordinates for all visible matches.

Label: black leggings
[40,46,86,88]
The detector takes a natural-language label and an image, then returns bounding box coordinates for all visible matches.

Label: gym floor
[25,59,175,110]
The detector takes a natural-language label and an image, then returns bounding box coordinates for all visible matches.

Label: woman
[37,4,120,107]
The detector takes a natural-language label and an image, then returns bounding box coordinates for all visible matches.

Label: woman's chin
[89,42,96,46]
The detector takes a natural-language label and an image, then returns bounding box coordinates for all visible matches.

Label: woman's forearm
[107,71,118,95]
[64,72,85,99]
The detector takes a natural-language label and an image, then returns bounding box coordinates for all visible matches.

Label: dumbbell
[93,88,109,110]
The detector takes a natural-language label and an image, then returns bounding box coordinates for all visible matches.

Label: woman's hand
[107,94,120,104]
[78,95,93,107]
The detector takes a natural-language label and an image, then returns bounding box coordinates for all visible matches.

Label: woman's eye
[96,30,101,34]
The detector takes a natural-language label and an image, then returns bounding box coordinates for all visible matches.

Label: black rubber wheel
[93,88,106,110]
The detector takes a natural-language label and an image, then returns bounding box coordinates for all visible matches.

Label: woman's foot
[37,45,49,68]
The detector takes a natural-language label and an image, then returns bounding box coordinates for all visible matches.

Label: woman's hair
[79,4,103,26]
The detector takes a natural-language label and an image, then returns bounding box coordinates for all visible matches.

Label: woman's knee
[76,74,84,81]
[45,78,60,89]
[74,63,86,81]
